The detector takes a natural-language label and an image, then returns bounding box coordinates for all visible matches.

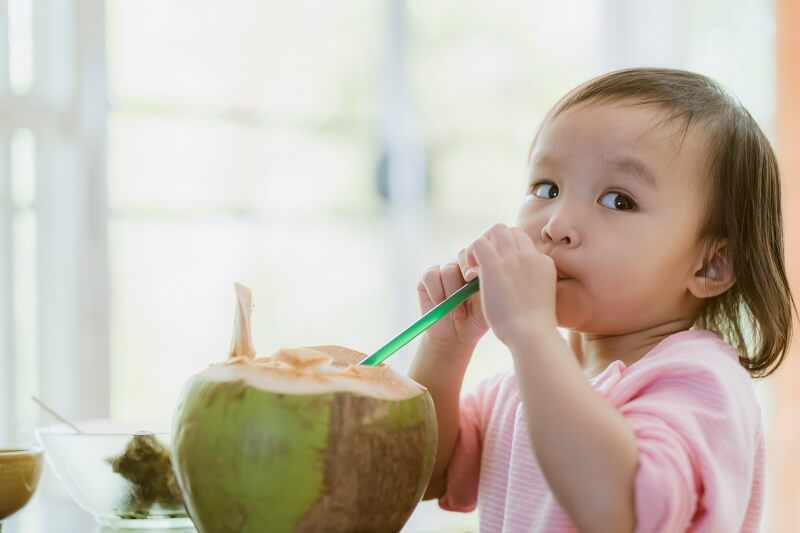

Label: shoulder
[609,330,761,424]
[620,331,765,530]
[628,329,751,389]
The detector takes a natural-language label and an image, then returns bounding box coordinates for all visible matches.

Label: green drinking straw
[358,277,480,366]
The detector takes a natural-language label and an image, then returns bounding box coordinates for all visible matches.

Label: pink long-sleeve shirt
[439,329,764,532]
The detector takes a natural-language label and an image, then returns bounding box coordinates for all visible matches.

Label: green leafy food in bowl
[105,432,184,518]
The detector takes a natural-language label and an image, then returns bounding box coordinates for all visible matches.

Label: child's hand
[464,223,557,346]
[417,255,489,351]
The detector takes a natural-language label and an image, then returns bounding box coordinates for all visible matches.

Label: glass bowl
[34,419,192,530]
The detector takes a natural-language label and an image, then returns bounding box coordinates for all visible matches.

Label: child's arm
[407,337,474,500]
[409,260,489,500]
[466,224,637,533]
[509,328,637,533]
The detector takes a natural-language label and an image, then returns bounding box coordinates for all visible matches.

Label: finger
[472,236,500,268]
[485,223,516,254]
[511,226,536,252]
[458,248,478,281]
[457,248,468,276]
[419,266,446,305]
[441,261,468,317]
[416,278,435,313]
[464,243,480,277]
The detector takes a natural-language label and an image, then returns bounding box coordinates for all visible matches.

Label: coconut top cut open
[199,283,427,401]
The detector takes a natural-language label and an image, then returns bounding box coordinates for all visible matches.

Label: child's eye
[531,182,559,199]
[599,191,636,210]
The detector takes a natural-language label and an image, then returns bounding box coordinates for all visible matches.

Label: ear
[687,240,735,299]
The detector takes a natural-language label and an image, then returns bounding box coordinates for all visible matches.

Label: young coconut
[171,283,438,533]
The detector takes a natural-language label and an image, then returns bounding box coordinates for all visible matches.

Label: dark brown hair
[536,67,796,377]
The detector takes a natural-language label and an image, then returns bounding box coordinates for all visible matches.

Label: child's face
[515,100,710,334]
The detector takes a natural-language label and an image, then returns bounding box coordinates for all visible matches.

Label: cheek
[514,202,530,227]
[514,203,547,244]
[585,240,688,302]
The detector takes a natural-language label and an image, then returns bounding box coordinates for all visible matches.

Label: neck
[568,319,695,378]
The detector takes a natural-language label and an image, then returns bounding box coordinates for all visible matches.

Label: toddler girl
[409,67,796,532]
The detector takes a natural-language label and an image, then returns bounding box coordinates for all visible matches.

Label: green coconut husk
[171,283,437,533]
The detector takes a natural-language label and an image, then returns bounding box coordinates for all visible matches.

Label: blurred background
[1,0,798,531]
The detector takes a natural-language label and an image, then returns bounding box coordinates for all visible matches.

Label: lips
[556,270,570,281]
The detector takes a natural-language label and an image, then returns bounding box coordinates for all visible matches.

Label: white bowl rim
[0,446,44,455]
[34,419,172,437]
[35,429,171,437]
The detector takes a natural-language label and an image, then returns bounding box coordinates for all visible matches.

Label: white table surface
[3,469,479,533]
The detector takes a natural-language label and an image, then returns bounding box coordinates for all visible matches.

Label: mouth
[556,270,570,281]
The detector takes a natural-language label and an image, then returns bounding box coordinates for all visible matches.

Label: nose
[541,209,580,248]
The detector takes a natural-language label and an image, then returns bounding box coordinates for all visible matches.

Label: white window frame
[0,0,109,445]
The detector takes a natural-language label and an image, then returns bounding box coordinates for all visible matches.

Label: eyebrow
[530,153,657,188]
[602,155,657,188]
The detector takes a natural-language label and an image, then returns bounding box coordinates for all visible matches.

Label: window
[0,1,777,530]
[0,0,109,447]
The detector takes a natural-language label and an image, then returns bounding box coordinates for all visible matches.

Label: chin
[554,307,583,330]
[554,294,585,329]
